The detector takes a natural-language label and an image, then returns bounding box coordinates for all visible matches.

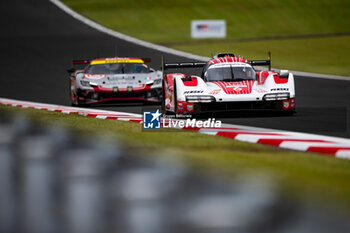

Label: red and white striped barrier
[1,97,350,159]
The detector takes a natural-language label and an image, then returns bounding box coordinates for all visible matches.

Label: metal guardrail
[0,110,349,233]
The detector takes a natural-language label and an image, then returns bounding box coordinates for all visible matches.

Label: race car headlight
[89,82,98,87]
[146,80,154,85]
[80,80,90,87]
[153,79,162,85]
[186,95,215,103]
[80,80,98,87]
[145,79,161,86]
[263,93,290,101]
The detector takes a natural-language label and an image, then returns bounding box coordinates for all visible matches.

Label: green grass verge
[173,36,350,76]
[61,0,350,76]
[2,105,350,213]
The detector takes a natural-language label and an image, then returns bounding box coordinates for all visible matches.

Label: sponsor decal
[208,89,221,95]
[84,74,105,79]
[232,86,248,92]
[291,98,295,108]
[91,58,144,65]
[197,24,209,31]
[223,83,250,92]
[213,80,254,94]
[254,89,268,93]
[271,88,289,91]
[183,90,204,94]
[143,110,161,129]
[225,83,248,88]
[187,104,194,111]
[191,20,226,38]
[283,100,290,109]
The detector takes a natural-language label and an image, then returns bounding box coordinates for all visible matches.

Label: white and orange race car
[68,57,162,106]
[162,53,295,115]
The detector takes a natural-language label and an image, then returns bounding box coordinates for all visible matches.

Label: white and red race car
[162,53,295,115]
[68,57,162,106]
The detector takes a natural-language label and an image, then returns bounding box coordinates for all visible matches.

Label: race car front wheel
[173,79,178,115]
[70,89,87,107]
[161,79,166,115]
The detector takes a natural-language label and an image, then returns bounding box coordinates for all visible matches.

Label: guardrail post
[0,125,16,233]
[62,150,107,233]
[19,136,58,233]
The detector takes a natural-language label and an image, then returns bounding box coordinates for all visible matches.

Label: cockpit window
[85,63,150,74]
[123,63,150,74]
[204,66,256,82]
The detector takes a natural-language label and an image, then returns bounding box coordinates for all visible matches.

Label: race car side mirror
[279,70,289,78]
[149,68,155,72]
[67,68,76,74]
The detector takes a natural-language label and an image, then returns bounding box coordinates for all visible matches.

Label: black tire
[70,80,78,106]
[71,89,87,107]
[70,77,88,107]
[161,79,166,116]
[173,79,178,115]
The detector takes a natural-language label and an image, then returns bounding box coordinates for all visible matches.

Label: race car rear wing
[163,62,206,70]
[163,60,271,71]
[161,55,204,71]
[162,52,272,72]
[72,59,91,65]
[249,60,271,71]
[248,52,271,71]
[67,59,91,73]
[161,55,206,74]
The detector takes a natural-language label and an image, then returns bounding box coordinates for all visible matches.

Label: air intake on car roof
[214,53,235,58]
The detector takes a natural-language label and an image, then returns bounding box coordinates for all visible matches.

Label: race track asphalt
[1,0,349,138]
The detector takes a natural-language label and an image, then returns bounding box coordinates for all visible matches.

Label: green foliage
[174,36,350,76]
[64,0,350,41]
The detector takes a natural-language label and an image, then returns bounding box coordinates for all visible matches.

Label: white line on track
[1,97,350,160]
[49,0,208,62]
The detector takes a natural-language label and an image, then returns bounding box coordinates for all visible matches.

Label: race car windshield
[123,63,150,74]
[204,66,256,82]
[86,63,150,74]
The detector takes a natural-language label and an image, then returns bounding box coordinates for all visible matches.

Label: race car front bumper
[177,98,295,114]
[76,87,162,104]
